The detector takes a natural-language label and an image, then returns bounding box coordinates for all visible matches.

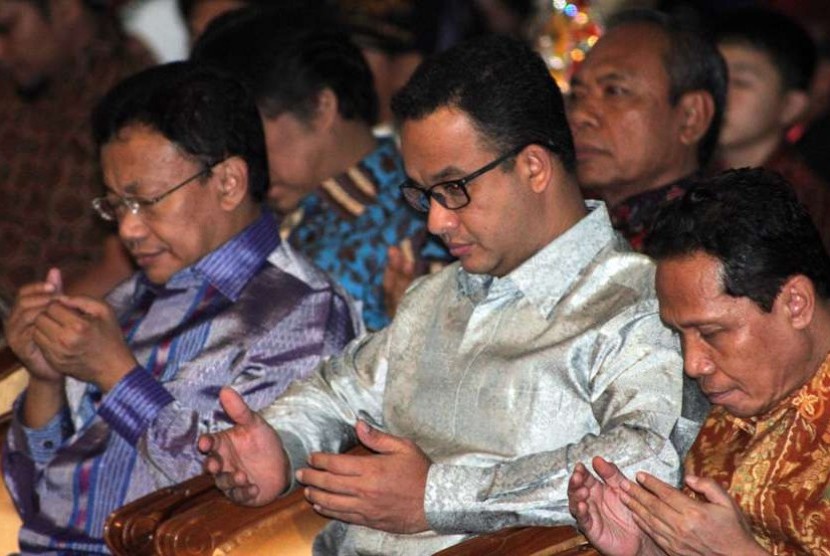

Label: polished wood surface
[434,526,600,556]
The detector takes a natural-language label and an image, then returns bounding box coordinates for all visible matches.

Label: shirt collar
[609,173,699,248]
[457,201,620,318]
[154,210,280,301]
[725,350,830,434]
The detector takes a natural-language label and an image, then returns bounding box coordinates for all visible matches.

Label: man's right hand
[6,268,64,383]
[198,387,290,506]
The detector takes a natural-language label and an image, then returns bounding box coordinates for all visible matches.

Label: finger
[218,387,257,427]
[46,268,63,294]
[307,452,367,476]
[304,486,361,515]
[52,295,106,318]
[621,479,684,538]
[355,420,408,454]
[10,290,60,322]
[685,475,733,506]
[386,245,403,269]
[296,467,360,496]
[226,483,261,505]
[634,472,690,515]
[213,468,251,491]
[568,462,588,492]
[630,510,662,547]
[309,505,366,526]
[399,238,416,269]
[197,434,214,454]
[42,299,92,328]
[16,280,58,300]
[591,456,628,488]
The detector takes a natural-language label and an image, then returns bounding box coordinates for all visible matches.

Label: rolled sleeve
[99,366,175,446]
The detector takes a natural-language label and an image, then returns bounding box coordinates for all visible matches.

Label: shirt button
[43,441,54,449]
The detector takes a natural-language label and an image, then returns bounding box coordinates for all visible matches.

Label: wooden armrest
[433,526,599,556]
[154,481,328,555]
[105,446,367,555]
[105,474,217,555]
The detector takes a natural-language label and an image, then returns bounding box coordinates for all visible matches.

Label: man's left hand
[621,471,767,556]
[297,420,431,534]
[32,295,138,392]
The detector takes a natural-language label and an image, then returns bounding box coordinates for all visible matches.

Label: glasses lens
[436,183,470,210]
[92,197,117,221]
[402,185,430,212]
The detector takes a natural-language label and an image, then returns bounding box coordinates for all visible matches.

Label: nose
[427,198,459,237]
[682,336,715,379]
[566,94,600,131]
[118,211,149,246]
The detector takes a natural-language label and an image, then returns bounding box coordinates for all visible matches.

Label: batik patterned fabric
[0,29,152,304]
[685,353,830,555]
[3,212,358,554]
[282,137,447,331]
[609,175,699,252]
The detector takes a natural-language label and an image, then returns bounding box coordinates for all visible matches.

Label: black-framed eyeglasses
[92,160,223,222]
[399,145,526,213]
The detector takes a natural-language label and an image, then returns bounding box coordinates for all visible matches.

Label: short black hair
[645,167,830,311]
[192,7,378,126]
[391,34,575,172]
[20,0,108,16]
[92,61,269,203]
[716,7,816,92]
[176,0,277,20]
[607,9,727,169]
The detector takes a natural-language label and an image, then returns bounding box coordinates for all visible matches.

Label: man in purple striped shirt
[2,61,359,554]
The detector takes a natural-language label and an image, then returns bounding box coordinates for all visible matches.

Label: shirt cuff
[424,462,493,533]
[18,397,72,464]
[276,430,310,493]
[99,366,175,446]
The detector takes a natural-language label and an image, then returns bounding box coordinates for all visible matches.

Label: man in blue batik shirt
[2,62,358,554]
[192,10,448,331]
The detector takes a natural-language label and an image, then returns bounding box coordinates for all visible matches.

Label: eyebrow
[728,62,764,76]
[409,165,468,187]
[105,182,142,197]
[572,69,629,85]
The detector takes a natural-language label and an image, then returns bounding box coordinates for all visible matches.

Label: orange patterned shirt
[685,355,830,555]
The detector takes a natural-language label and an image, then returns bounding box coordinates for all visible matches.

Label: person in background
[713,7,830,252]
[569,168,830,555]
[193,9,446,330]
[0,0,154,314]
[2,61,357,554]
[566,9,725,252]
[198,34,689,555]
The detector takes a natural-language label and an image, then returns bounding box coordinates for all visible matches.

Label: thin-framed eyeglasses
[399,144,526,213]
[92,160,223,222]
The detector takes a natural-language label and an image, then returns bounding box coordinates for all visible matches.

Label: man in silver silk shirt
[199,35,696,555]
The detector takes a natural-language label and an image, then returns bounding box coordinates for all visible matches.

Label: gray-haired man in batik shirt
[199,35,697,555]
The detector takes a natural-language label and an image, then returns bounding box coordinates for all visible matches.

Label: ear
[777,274,816,331]
[676,90,715,147]
[779,90,810,128]
[518,144,555,194]
[311,88,339,132]
[214,156,250,211]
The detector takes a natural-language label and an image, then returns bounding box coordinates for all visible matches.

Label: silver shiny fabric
[261,203,687,555]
